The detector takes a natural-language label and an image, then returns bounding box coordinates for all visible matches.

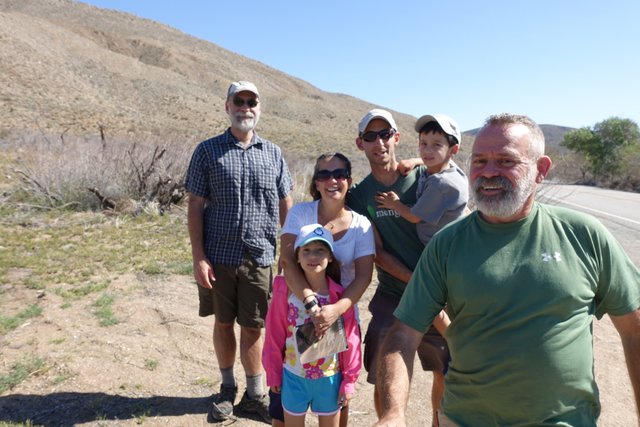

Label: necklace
[325,210,347,231]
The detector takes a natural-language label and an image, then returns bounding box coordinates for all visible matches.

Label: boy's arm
[375,191,422,223]
[397,157,424,176]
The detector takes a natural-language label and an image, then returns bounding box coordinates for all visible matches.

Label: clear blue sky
[80,0,639,131]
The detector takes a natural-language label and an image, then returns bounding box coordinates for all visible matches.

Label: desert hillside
[0,0,572,168]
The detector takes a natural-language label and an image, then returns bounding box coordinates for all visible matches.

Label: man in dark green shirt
[347,109,450,425]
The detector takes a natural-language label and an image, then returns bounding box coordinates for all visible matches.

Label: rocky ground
[0,270,637,426]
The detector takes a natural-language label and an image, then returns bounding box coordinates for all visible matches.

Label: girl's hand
[270,385,281,393]
[338,392,352,407]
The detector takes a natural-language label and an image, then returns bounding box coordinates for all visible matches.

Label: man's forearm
[611,309,640,416]
[375,249,413,284]
[372,225,413,284]
[622,336,640,417]
[278,195,293,227]
[187,195,206,259]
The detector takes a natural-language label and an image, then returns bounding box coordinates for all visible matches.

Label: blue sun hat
[294,224,334,252]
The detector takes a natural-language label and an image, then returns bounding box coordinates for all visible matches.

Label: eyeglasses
[361,129,395,143]
[232,97,259,108]
[315,169,350,182]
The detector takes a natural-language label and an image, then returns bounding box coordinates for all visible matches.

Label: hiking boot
[237,390,271,423]
[209,384,237,422]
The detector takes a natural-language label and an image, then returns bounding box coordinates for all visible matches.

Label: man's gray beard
[471,169,536,218]
[230,113,259,133]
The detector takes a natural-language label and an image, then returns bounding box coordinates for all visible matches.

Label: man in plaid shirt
[186,80,293,423]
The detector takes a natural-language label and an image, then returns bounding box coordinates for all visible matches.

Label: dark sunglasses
[232,97,259,108]
[361,129,395,143]
[315,168,350,182]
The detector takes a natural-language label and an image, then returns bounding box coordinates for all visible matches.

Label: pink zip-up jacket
[262,275,362,397]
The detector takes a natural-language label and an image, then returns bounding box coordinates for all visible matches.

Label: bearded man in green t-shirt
[374,113,640,427]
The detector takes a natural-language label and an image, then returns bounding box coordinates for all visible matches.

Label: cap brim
[415,115,437,133]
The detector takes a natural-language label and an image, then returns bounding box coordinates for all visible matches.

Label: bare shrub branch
[14,166,61,205]
[8,132,190,212]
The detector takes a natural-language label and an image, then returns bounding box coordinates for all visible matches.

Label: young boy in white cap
[376,114,469,245]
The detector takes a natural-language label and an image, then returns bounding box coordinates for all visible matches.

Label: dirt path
[0,272,637,426]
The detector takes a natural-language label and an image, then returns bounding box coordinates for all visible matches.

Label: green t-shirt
[396,202,640,426]
[346,167,425,298]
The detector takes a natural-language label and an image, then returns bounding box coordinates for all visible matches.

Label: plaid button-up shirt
[185,128,293,267]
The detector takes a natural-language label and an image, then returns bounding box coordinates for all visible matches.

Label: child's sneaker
[208,384,237,422]
[237,390,271,423]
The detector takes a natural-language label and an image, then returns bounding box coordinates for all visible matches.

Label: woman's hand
[312,303,341,334]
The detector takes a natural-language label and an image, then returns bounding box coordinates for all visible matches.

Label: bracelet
[304,298,318,311]
[303,294,316,303]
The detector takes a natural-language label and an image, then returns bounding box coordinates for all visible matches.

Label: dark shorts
[363,289,449,383]
[197,253,272,328]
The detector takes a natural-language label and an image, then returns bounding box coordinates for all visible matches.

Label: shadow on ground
[0,392,210,426]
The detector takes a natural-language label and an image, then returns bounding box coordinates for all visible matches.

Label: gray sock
[246,373,264,398]
[220,367,236,388]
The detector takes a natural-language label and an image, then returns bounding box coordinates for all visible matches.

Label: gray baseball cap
[227,80,260,99]
[414,114,461,146]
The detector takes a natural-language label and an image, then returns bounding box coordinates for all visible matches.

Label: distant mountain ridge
[0,0,572,162]
[465,125,574,153]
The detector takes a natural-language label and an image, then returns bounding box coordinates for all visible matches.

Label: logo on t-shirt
[368,205,401,219]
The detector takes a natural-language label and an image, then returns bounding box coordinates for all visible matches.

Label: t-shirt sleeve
[184,143,209,197]
[282,203,313,236]
[353,214,375,259]
[276,150,294,200]
[591,219,640,318]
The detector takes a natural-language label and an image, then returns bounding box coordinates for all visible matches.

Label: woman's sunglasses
[315,169,350,182]
[232,97,259,108]
[361,129,395,143]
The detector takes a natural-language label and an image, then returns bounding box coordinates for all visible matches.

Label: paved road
[539,183,640,265]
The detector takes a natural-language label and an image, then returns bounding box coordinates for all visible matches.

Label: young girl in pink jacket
[262,224,361,427]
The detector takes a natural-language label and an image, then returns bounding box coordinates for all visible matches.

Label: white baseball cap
[294,224,334,252]
[414,114,461,146]
[227,80,260,99]
[358,109,398,134]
